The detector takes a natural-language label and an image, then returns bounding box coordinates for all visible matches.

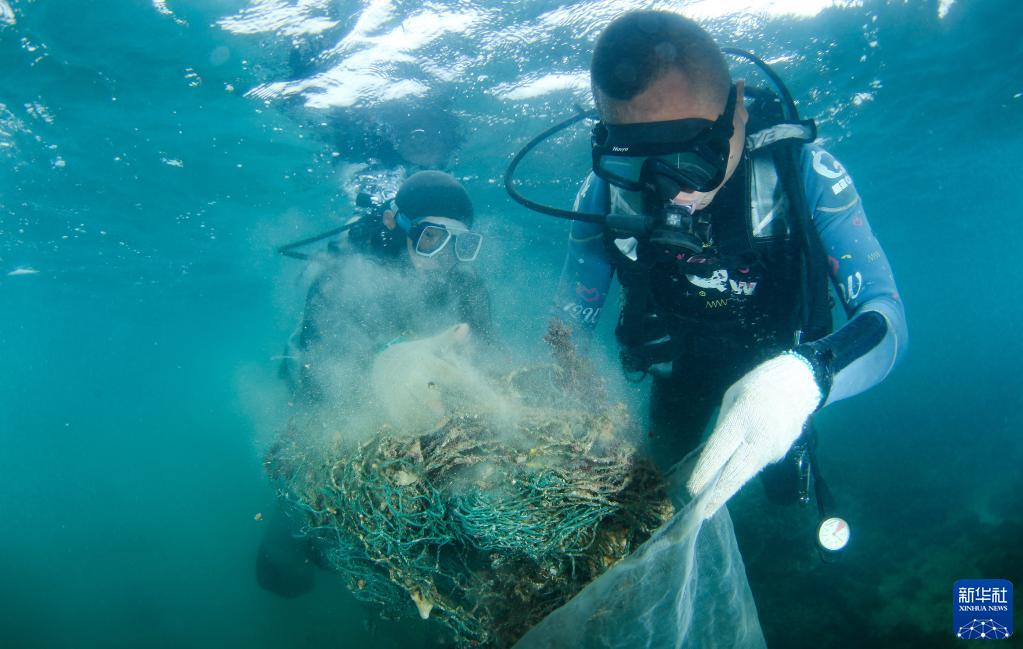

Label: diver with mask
[506,10,908,524]
[260,171,493,600]
[278,170,494,406]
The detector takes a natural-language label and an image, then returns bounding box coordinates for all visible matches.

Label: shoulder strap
[746,121,817,153]
[745,111,832,341]
[745,121,816,243]
[773,141,832,343]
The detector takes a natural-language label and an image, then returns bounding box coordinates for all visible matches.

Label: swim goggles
[394,211,483,262]
[591,85,736,197]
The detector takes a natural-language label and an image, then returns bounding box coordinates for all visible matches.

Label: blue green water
[1,1,1021,647]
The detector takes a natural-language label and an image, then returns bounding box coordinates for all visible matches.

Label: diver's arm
[296,273,329,351]
[277,266,335,397]
[291,260,380,402]
[795,145,908,405]
[287,267,339,402]
[553,174,616,334]
[687,147,908,516]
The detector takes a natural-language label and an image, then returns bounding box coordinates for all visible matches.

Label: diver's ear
[383,209,397,230]
[734,80,748,127]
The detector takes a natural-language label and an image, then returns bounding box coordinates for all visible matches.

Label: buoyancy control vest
[609,117,833,371]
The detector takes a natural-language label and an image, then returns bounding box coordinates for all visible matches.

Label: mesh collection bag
[514,458,767,649]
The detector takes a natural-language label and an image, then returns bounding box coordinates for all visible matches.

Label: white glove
[686,352,821,520]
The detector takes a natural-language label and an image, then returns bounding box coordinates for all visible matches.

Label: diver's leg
[255,505,316,598]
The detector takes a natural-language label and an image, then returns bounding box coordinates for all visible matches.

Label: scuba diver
[278,169,494,405]
[505,10,907,524]
[259,170,493,598]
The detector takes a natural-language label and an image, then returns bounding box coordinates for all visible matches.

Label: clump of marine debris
[266,321,673,647]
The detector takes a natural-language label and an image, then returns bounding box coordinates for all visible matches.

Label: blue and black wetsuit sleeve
[552,173,615,336]
[793,145,908,405]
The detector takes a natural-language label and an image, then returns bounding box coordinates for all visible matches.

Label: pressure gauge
[817,516,850,552]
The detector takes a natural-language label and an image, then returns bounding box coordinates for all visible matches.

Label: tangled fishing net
[265,322,674,647]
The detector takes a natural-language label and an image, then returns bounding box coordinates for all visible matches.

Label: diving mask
[591,85,736,198]
[396,212,483,262]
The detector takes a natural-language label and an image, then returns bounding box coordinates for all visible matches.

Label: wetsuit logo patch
[812,149,853,194]
[687,269,729,293]
[686,269,758,296]
[812,149,846,179]
[575,283,601,302]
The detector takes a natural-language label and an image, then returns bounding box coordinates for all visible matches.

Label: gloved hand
[686,352,822,520]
